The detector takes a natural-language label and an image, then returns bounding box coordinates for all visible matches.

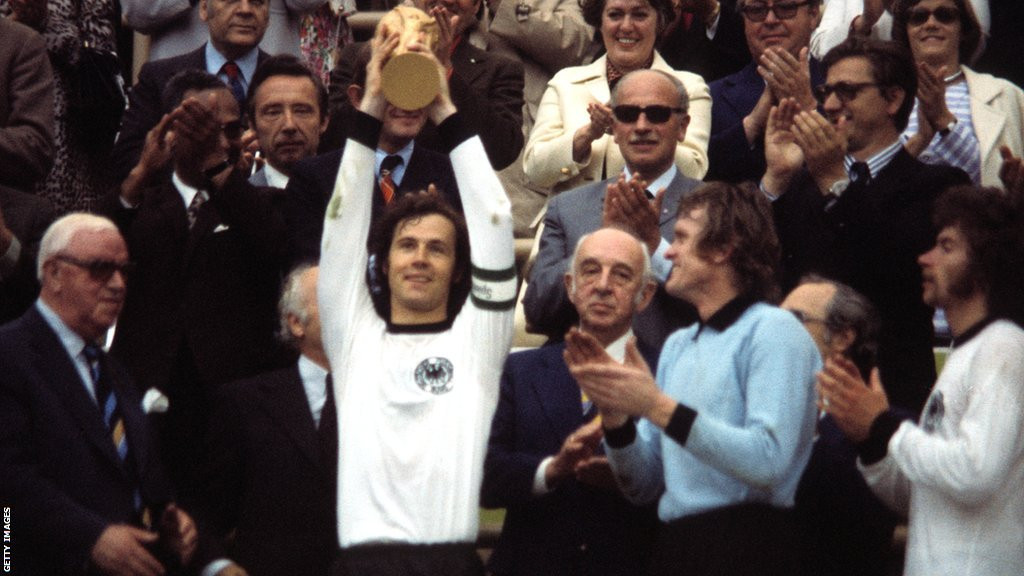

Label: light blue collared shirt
[298,354,331,428]
[375,140,415,187]
[35,300,99,404]
[845,138,902,180]
[622,165,679,282]
[205,43,260,97]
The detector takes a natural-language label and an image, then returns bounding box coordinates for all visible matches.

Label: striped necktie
[379,155,403,205]
[220,60,246,106]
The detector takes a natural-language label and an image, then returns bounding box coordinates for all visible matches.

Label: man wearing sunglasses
[524,69,701,352]
[763,37,969,416]
[101,69,291,497]
[706,0,824,183]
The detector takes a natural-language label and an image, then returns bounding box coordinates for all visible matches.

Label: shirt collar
[845,139,902,179]
[262,163,290,189]
[375,141,415,173]
[172,171,205,209]
[623,165,677,197]
[951,315,995,349]
[604,329,635,363]
[205,43,260,89]
[35,299,89,360]
[695,295,758,337]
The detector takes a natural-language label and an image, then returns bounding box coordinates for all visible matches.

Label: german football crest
[415,357,454,395]
[922,391,945,433]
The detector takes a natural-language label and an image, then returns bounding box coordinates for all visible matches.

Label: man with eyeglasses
[706,0,824,183]
[763,37,970,415]
[0,213,200,576]
[524,69,700,352]
[780,275,901,576]
[101,69,292,497]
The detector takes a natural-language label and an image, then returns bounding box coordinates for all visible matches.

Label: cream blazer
[963,66,1024,187]
[523,52,711,193]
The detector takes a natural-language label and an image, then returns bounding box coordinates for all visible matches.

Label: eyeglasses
[612,105,686,124]
[739,0,812,22]
[907,5,960,26]
[813,81,880,104]
[55,255,134,282]
[788,309,828,325]
[222,120,244,140]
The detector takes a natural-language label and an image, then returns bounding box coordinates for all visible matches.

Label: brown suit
[0,17,55,190]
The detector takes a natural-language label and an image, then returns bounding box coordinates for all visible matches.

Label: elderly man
[113,0,273,182]
[0,213,197,576]
[566,182,820,576]
[246,54,329,189]
[524,69,700,351]
[705,0,824,183]
[820,184,1024,576]
[781,275,900,576]
[483,227,659,576]
[195,264,336,576]
[763,37,970,414]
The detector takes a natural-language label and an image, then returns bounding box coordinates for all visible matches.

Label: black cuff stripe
[664,404,697,446]
[857,409,903,465]
[604,419,637,448]
[350,111,383,150]
[470,295,516,311]
[471,264,516,281]
[437,113,473,153]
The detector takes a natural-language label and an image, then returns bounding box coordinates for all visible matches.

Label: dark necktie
[187,190,207,229]
[379,155,403,205]
[319,374,338,488]
[220,60,246,106]
[849,161,871,186]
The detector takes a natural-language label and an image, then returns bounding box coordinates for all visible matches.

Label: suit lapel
[724,64,764,120]
[256,367,322,468]
[528,345,585,442]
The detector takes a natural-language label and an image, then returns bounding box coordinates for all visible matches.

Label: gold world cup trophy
[376,6,441,110]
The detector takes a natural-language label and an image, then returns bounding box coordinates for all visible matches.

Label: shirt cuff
[857,409,904,465]
[201,559,234,576]
[532,456,555,496]
[758,180,779,202]
[604,418,637,448]
[663,403,698,446]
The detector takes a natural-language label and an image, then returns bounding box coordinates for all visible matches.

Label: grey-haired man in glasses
[524,69,701,352]
[762,37,969,416]
[100,69,292,497]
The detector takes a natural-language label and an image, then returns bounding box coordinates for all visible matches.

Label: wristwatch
[939,118,957,137]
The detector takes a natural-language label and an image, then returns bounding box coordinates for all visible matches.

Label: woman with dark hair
[893,0,1023,186]
[523,0,711,193]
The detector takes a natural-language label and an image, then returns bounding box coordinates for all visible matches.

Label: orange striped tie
[379,155,402,205]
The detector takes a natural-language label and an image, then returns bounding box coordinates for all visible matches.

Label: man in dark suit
[658,0,748,83]
[322,0,524,170]
[524,69,700,351]
[194,264,335,576]
[0,184,54,323]
[112,0,272,182]
[0,213,197,576]
[483,226,659,576]
[706,0,823,183]
[763,37,970,413]
[286,42,459,264]
[102,70,291,495]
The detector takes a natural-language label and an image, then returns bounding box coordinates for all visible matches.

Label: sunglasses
[56,255,134,282]
[813,81,880,104]
[612,105,686,124]
[907,5,960,26]
[739,0,812,22]
[788,309,827,325]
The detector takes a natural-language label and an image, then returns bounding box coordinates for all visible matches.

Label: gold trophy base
[381,52,440,111]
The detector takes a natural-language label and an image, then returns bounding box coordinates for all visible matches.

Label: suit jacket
[772,149,970,413]
[112,45,270,181]
[285,142,460,264]
[658,1,748,83]
[524,53,711,192]
[523,171,699,351]
[323,38,525,170]
[707,60,825,183]
[962,66,1024,187]
[481,342,659,576]
[0,185,54,323]
[194,366,336,576]
[0,18,54,190]
[0,306,174,575]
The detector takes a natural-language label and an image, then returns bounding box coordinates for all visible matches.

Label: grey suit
[523,171,700,351]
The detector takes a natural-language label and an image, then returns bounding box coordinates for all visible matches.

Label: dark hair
[248,54,328,121]
[161,69,229,114]
[891,0,983,66]
[349,42,373,89]
[801,273,880,378]
[932,185,1024,326]
[580,0,675,38]
[676,181,780,302]
[822,37,918,131]
[367,190,472,321]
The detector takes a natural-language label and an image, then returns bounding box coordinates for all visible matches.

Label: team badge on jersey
[415,357,454,395]
[922,391,945,433]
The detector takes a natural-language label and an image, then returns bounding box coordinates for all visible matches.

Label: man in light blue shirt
[566,181,820,576]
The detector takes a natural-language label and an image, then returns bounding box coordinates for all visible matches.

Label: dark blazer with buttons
[482,342,659,576]
[112,44,270,182]
[285,142,460,264]
[772,148,970,413]
[323,38,525,170]
[194,365,336,576]
[523,171,700,351]
[0,306,175,575]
